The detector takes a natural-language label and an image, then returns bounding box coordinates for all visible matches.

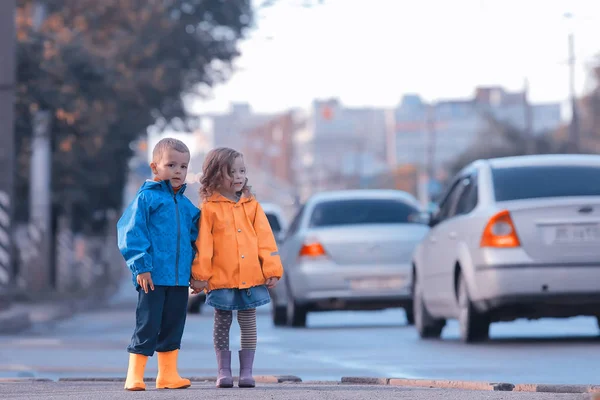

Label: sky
[192,0,600,115]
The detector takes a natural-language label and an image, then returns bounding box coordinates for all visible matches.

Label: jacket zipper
[174,193,181,286]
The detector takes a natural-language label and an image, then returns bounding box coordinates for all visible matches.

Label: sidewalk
[0,284,122,334]
[0,380,592,400]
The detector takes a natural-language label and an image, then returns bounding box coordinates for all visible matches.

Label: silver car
[278,189,429,327]
[412,154,600,343]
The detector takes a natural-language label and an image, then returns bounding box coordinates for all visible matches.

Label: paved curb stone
[341,377,389,385]
[342,377,600,394]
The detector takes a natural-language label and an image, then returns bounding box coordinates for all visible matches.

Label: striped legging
[213,308,257,351]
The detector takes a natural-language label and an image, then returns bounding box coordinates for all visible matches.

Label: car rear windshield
[309,199,419,227]
[265,213,281,232]
[492,165,600,201]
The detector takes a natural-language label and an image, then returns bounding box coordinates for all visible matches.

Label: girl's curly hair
[199,147,251,202]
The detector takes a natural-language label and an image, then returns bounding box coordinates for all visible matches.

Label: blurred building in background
[242,110,307,218]
[207,102,274,149]
[310,99,389,192]
[393,87,562,170]
[123,86,564,214]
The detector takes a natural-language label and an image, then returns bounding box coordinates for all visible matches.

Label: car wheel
[272,302,287,326]
[404,302,415,325]
[413,275,444,339]
[286,298,307,328]
[457,273,490,343]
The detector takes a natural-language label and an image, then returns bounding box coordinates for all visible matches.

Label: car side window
[285,205,305,240]
[265,213,282,233]
[434,180,463,223]
[454,174,478,216]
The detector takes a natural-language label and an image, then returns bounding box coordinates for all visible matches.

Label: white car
[278,190,429,327]
[412,154,600,343]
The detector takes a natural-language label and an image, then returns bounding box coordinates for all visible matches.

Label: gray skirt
[206,285,271,311]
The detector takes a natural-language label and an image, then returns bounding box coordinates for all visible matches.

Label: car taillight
[480,210,521,248]
[299,242,326,257]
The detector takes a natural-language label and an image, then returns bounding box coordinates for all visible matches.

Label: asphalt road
[0,283,599,386]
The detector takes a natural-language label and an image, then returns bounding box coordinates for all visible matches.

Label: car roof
[308,189,420,206]
[482,154,600,169]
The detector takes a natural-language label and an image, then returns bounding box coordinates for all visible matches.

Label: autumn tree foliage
[15,0,252,231]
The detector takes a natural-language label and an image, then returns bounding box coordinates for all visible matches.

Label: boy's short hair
[152,138,190,163]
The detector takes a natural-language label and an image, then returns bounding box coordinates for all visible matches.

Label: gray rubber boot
[215,350,233,388]
[238,349,256,388]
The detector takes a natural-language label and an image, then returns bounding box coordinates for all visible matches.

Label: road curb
[0,378,54,382]
[341,377,390,385]
[341,377,600,394]
[387,378,514,391]
[58,375,302,384]
[0,308,31,334]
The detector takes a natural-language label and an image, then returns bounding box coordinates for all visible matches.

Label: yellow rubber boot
[156,350,191,389]
[124,353,148,391]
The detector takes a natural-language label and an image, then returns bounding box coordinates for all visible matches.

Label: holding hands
[190,279,208,294]
[265,277,279,289]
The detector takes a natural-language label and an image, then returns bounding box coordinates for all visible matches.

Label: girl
[190,147,283,388]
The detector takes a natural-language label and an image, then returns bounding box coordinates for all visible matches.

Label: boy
[117,138,200,391]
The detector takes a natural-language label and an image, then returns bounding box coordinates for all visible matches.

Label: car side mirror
[428,212,438,227]
[410,211,431,225]
[275,230,285,244]
[426,203,440,227]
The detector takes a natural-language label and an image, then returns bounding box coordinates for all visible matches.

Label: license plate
[551,224,600,244]
[350,277,403,290]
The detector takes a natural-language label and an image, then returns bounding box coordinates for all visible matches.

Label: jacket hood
[139,179,187,195]
[206,191,253,204]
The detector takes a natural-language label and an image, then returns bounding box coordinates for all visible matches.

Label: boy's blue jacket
[117,180,200,288]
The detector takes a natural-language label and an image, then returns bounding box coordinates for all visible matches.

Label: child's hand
[137,272,154,294]
[265,277,279,289]
[190,279,208,294]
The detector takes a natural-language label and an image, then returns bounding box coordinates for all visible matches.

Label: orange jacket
[191,192,284,291]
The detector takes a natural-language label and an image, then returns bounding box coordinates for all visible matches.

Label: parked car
[412,154,600,343]
[277,189,429,327]
[187,201,288,314]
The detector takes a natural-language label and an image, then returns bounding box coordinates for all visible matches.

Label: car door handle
[429,236,437,243]
[448,232,457,240]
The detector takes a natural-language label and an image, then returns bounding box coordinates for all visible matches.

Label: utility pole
[25,1,54,292]
[565,13,580,152]
[523,78,534,154]
[0,0,16,308]
[385,108,397,168]
[424,103,436,205]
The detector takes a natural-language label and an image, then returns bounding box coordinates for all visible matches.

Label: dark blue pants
[127,285,189,356]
